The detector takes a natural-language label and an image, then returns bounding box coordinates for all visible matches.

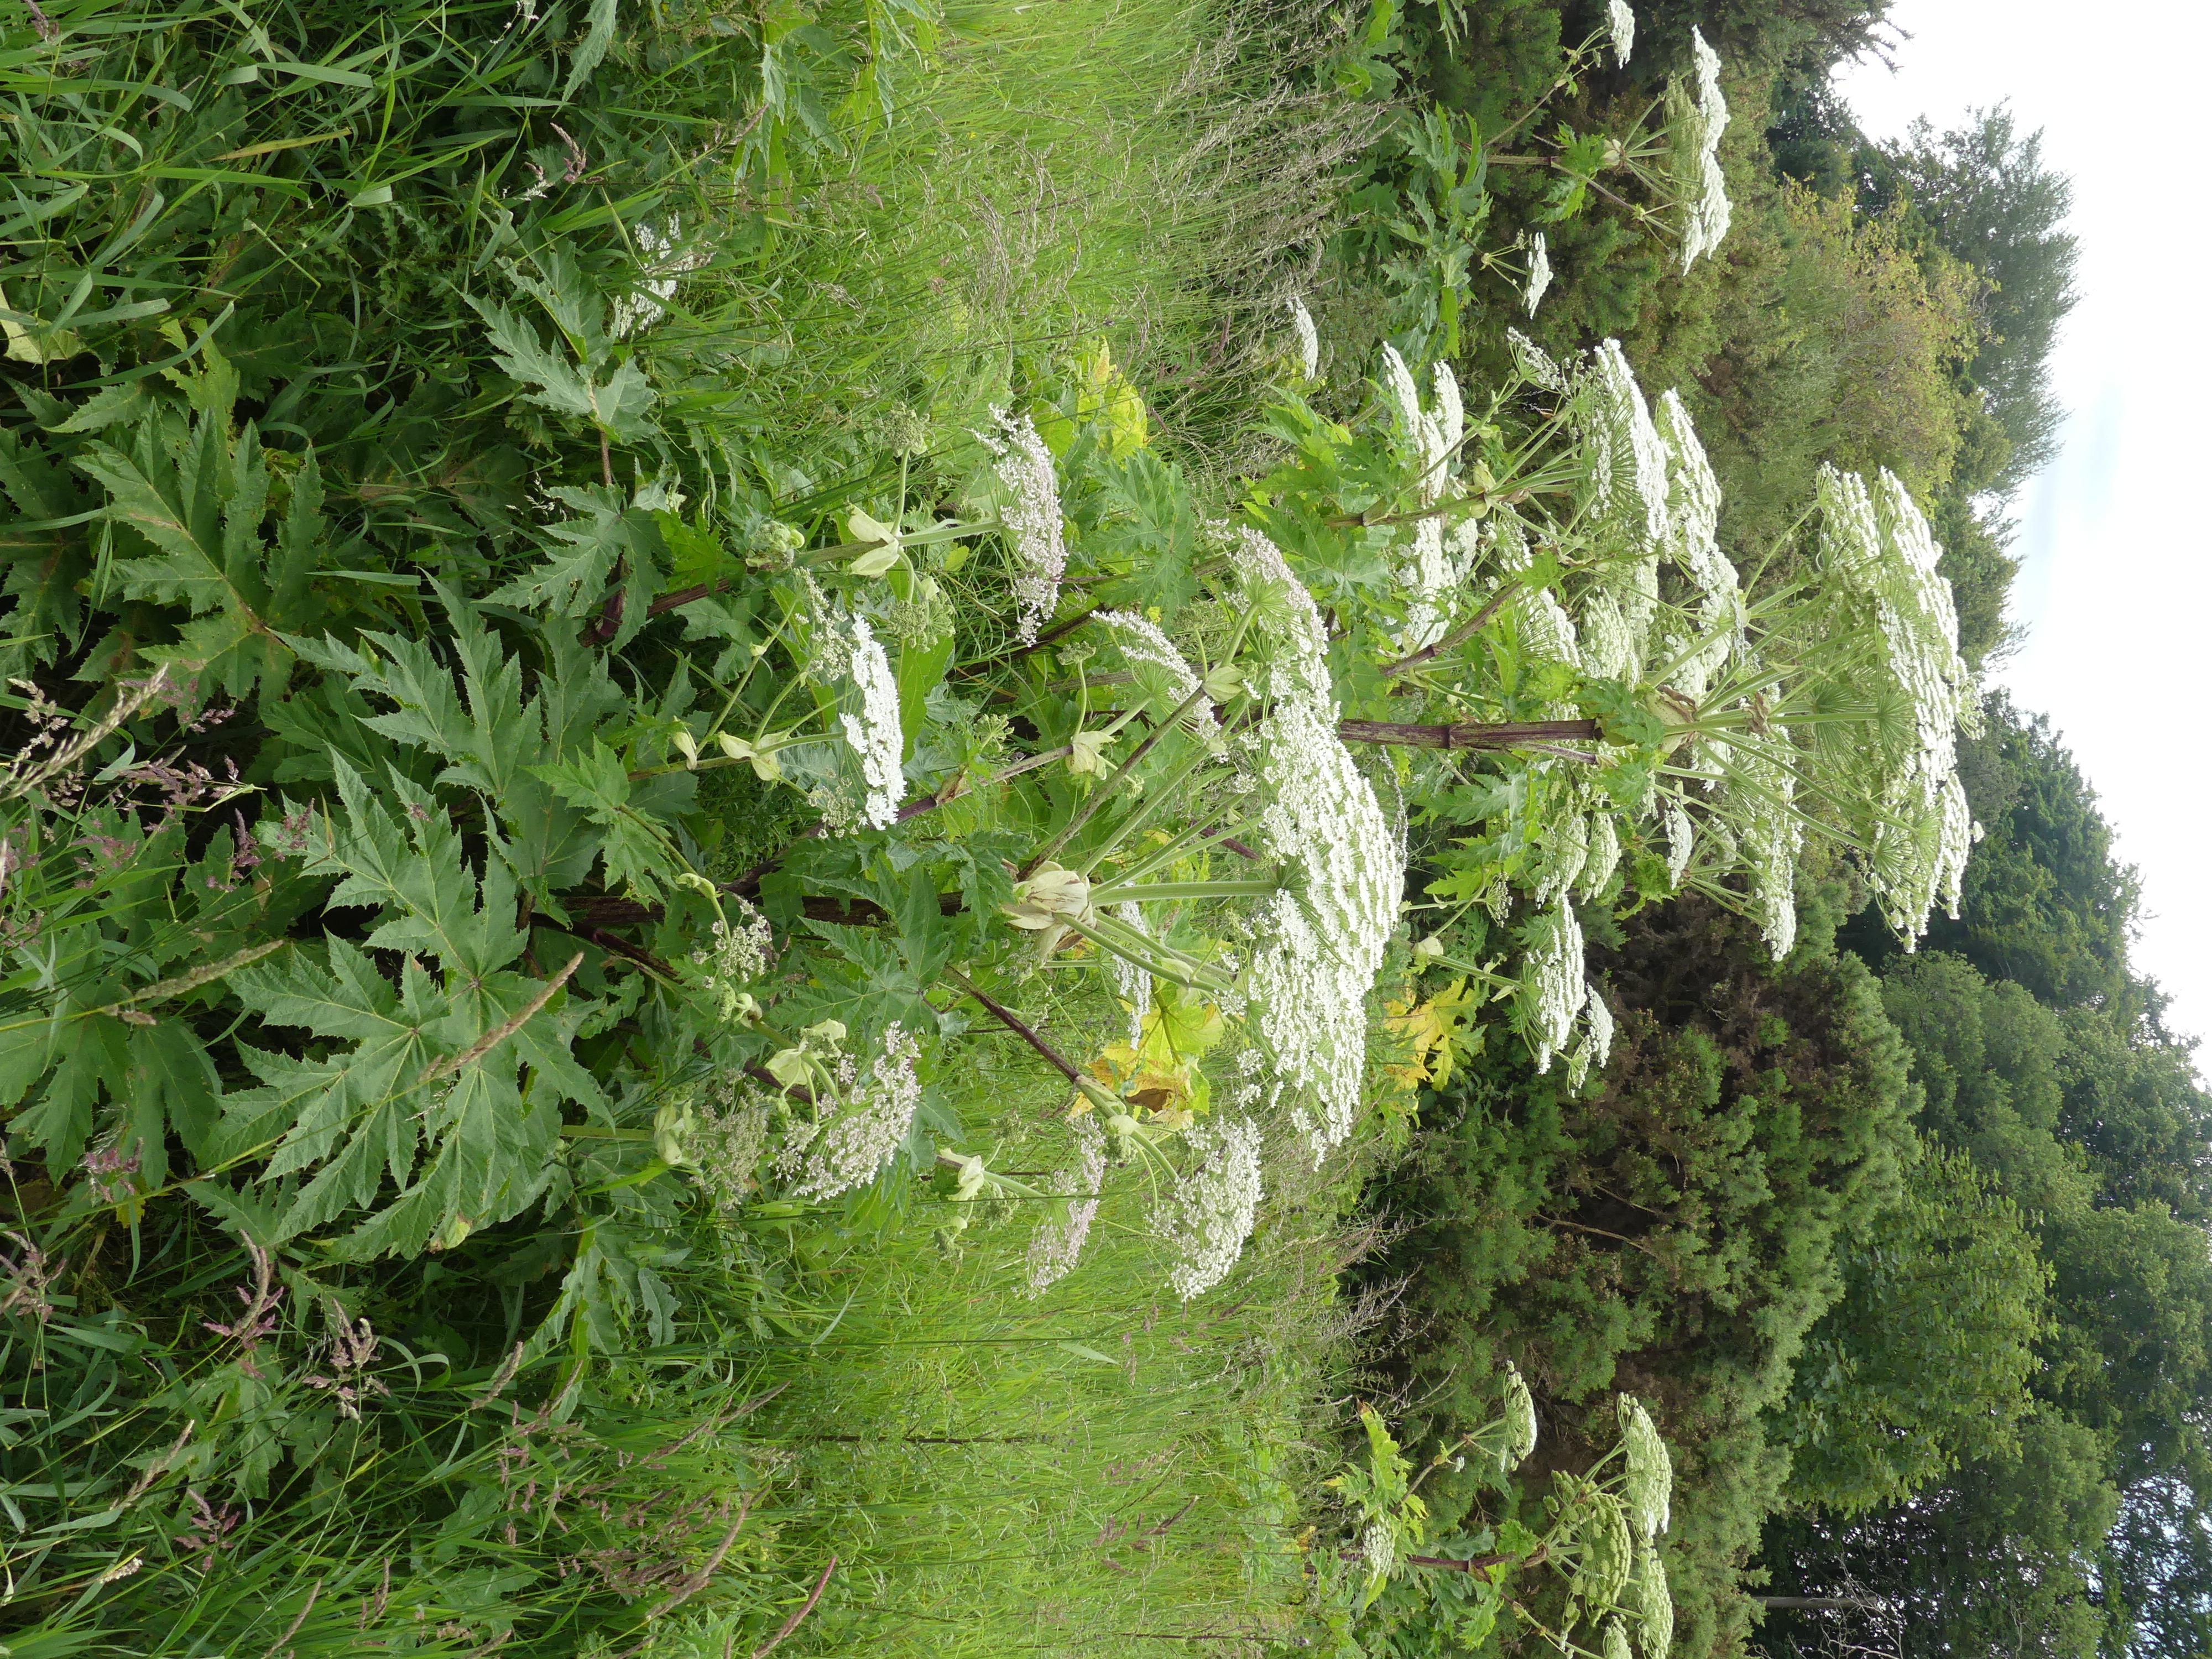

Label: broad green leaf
[119,1018,221,1187]
[469,298,656,440]
[482,486,670,642]
[14,1016,127,1171]
[533,741,680,900]
[562,0,621,100]
[308,758,529,981]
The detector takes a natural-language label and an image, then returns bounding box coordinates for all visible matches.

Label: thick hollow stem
[942,968,1084,1086]
[1088,878,1280,905]
[1337,718,1599,752]
[1020,687,1212,878]
[1404,1542,1551,1578]
[1379,576,1525,677]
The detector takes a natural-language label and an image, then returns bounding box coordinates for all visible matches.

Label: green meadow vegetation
[0,1,2200,1657]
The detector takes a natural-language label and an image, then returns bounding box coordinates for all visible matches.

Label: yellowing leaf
[1073,339,1151,457]
[1383,976,1477,1091]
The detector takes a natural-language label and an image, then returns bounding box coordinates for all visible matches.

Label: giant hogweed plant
[0,292,1979,1343]
[1303,1371,1679,1659]
[1244,312,1980,1090]
[1337,1,1738,358]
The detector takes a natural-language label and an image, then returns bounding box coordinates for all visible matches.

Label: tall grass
[730,1002,1385,1656]
[659,0,1373,476]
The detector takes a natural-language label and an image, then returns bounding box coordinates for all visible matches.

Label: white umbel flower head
[1398,514,1454,654]
[1566,983,1616,1091]
[1526,231,1554,317]
[982,409,1067,645]
[1288,295,1321,379]
[612,217,708,337]
[1097,609,1203,710]
[1590,340,1672,546]
[784,1024,925,1198]
[1582,812,1624,899]
[1674,29,1733,268]
[1634,1538,1674,1659]
[689,896,776,1021]
[1378,346,1453,504]
[1110,900,1151,1046]
[1657,392,1725,589]
[1026,1115,1108,1293]
[1607,0,1636,65]
[1537,806,1591,907]
[1432,361,1465,466]
[1519,901,1589,1073]
[1519,589,1583,669]
[1154,1114,1263,1299]
[1662,793,1695,886]
[1381,343,1425,447]
[1618,1395,1673,1538]
[1654,389,1743,697]
[1723,732,1803,959]
[1489,513,1582,671]
[1936,769,1973,922]
[835,612,904,831]
[1229,526,1334,706]
[1243,695,1404,1159]
[1579,592,1642,682]
[1509,327,1572,394]
[1815,467,1980,943]
[1605,1620,1635,1659]
[1501,1362,1540,1469]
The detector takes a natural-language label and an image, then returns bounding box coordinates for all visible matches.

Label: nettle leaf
[291,608,615,901]
[308,758,529,981]
[75,404,335,696]
[291,630,469,757]
[117,1017,221,1188]
[532,741,682,901]
[469,296,657,442]
[0,424,93,674]
[794,917,936,1034]
[227,791,603,1253]
[13,1013,128,1172]
[221,943,449,1238]
[325,1022,569,1262]
[482,487,669,650]
[0,1018,55,1111]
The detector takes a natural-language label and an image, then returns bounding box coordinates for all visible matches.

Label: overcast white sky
[1833,3,2212,1050]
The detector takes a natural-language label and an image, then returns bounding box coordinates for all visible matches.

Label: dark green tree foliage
[2110,1480,2212,1659]
[1927,486,2020,666]
[1760,1415,2122,1659]
[1765,716,2212,1659]
[1381,0,1895,380]
[1764,47,1862,198]
[1377,888,1914,1659]
[1777,1145,2048,1515]
[1860,105,2080,486]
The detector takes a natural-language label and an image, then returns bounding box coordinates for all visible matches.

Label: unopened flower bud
[847,508,902,578]
[1067,730,1113,776]
[1004,863,1095,930]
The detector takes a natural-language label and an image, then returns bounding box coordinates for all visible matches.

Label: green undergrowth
[0,0,1387,1649]
[743,1064,1378,1654]
[667,0,1373,475]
